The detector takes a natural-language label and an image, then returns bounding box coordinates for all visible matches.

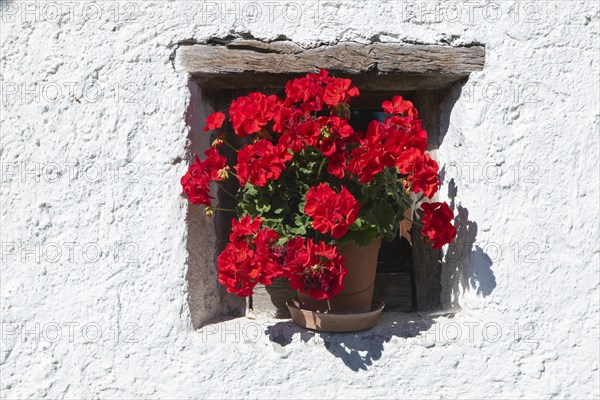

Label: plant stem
[379,178,404,187]
[216,183,238,201]
[213,207,236,212]
[222,139,239,153]
[402,216,424,227]
[316,158,326,181]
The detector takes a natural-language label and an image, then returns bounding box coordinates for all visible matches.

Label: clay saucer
[286,299,385,332]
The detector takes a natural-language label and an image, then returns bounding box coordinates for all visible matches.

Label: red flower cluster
[285,69,360,112]
[347,121,387,183]
[420,202,457,249]
[229,92,281,137]
[218,217,355,300]
[274,71,359,175]
[347,96,440,198]
[217,216,283,296]
[304,183,360,239]
[404,152,441,198]
[278,118,320,153]
[235,139,292,187]
[222,70,362,184]
[318,116,357,178]
[180,147,227,206]
[283,237,347,300]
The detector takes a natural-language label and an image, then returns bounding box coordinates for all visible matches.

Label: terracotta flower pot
[288,238,384,331]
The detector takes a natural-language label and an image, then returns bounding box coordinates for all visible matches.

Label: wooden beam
[177,40,485,91]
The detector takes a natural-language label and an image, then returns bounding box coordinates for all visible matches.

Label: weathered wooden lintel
[177,40,485,91]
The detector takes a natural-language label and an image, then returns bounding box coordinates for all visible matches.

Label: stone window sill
[194,311,459,371]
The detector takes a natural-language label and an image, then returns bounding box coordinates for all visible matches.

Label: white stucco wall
[1,1,599,398]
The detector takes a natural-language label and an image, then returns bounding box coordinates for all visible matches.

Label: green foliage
[237,142,414,248]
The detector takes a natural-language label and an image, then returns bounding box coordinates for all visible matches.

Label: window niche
[178,38,485,327]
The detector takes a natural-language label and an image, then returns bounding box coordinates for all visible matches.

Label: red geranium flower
[380,116,428,164]
[318,116,356,140]
[304,183,360,239]
[382,95,418,117]
[229,215,263,242]
[318,137,337,157]
[279,119,321,153]
[285,76,321,105]
[235,139,292,187]
[384,115,427,152]
[285,72,326,112]
[406,153,441,199]
[283,237,347,300]
[253,228,283,286]
[217,216,283,296]
[326,152,347,179]
[217,241,257,297]
[204,112,226,132]
[272,104,305,135]
[180,147,227,206]
[229,92,282,137]
[347,121,387,183]
[420,202,456,249]
[395,147,423,175]
[322,77,360,107]
[284,70,359,112]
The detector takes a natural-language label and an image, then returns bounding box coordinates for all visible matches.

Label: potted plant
[181,70,457,331]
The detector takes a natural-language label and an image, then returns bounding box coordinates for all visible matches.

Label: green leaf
[350,217,366,231]
[244,185,258,197]
[256,196,271,213]
[366,202,396,235]
[345,227,378,248]
[288,225,307,235]
[271,197,288,215]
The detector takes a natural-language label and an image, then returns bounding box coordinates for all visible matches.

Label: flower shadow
[265,313,437,371]
[441,178,496,305]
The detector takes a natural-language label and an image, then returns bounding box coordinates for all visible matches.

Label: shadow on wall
[445,198,496,299]
[265,312,440,371]
[438,83,496,307]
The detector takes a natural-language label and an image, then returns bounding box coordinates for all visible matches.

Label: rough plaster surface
[1,0,599,398]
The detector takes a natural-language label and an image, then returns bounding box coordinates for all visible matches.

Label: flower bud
[332,102,351,120]
[255,128,272,141]
[212,136,224,147]
[402,180,411,193]
[320,127,332,138]
[217,168,229,180]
